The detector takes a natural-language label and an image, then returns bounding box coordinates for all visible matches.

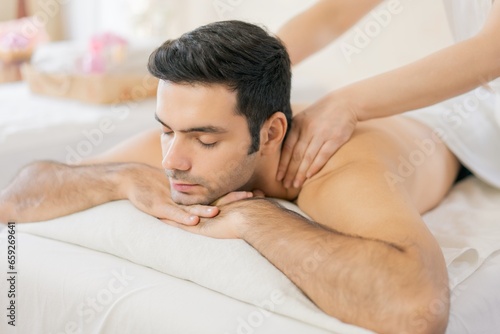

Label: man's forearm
[237,199,447,334]
[0,161,129,223]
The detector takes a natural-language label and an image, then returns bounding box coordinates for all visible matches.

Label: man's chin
[171,191,213,206]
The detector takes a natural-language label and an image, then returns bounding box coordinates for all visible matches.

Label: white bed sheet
[0,232,337,334]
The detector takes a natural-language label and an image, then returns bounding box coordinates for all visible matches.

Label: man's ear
[260,112,288,155]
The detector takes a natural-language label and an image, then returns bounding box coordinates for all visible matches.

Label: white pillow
[18,199,372,334]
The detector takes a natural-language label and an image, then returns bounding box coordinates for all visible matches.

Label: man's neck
[248,151,301,201]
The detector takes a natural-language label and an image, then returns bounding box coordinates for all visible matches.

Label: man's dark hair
[148,20,292,154]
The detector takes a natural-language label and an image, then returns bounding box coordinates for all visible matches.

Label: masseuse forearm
[277,0,382,65]
[340,32,500,121]
[0,161,127,222]
[240,199,443,334]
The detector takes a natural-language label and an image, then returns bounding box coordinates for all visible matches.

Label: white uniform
[403,0,500,188]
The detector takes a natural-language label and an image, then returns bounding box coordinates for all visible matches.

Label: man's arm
[242,200,446,334]
[180,197,447,334]
[276,0,382,65]
[0,161,162,223]
[0,160,241,224]
[0,161,126,223]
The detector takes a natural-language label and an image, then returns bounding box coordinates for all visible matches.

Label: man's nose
[162,137,191,171]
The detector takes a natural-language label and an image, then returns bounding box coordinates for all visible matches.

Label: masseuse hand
[277,95,359,188]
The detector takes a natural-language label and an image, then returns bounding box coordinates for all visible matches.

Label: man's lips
[171,181,199,192]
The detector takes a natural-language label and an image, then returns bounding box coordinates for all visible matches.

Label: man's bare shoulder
[82,128,163,168]
[299,115,455,190]
[296,115,459,233]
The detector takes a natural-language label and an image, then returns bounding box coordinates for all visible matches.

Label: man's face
[156,81,259,205]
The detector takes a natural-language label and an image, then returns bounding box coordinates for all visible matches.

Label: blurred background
[0,0,453,98]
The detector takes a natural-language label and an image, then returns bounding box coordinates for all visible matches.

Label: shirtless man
[0,21,460,333]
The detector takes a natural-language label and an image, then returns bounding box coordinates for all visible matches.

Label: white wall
[204,0,454,102]
[59,0,454,102]
[289,0,454,102]
[60,0,316,41]
[61,0,130,41]
[0,0,16,22]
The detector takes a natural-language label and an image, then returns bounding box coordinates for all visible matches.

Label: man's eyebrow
[154,113,228,134]
[155,113,169,128]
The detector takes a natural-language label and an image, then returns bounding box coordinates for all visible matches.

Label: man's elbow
[0,184,15,223]
[322,247,450,334]
[388,255,450,334]
[401,280,450,334]
[320,280,449,334]
[0,200,13,223]
[0,160,64,222]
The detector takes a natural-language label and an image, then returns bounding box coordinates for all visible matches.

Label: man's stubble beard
[164,152,258,205]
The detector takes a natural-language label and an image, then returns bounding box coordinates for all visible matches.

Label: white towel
[403,85,500,189]
[418,177,500,289]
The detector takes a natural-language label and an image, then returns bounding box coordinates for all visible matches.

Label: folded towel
[418,177,500,289]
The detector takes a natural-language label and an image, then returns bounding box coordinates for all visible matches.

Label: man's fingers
[156,205,200,226]
[212,191,253,206]
[276,128,299,181]
[183,205,220,219]
[252,189,265,197]
[160,217,194,231]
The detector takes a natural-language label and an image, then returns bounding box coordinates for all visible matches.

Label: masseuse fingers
[306,140,340,179]
[283,136,310,188]
[292,138,323,188]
